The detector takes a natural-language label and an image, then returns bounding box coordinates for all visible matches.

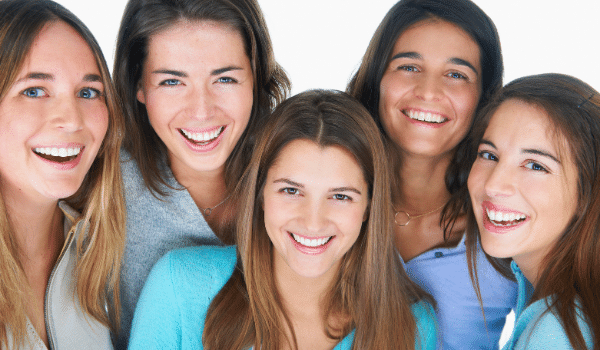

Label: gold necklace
[393,202,446,227]
[200,195,230,216]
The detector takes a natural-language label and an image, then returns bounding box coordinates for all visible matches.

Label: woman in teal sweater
[467,74,600,349]
[129,90,437,350]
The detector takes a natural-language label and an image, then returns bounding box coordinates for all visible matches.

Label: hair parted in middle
[202,89,432,350]
[113,0,290,196]
[347,0,503,239]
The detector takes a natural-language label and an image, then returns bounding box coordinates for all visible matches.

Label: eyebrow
[480,139,561,164]
[272,178,362,195]
[152,66,244,78]
[15,72,54,83]
[389,51,479,76]
[83,74,102,82]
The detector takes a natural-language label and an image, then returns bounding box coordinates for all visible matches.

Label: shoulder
[411,300,438,350]
[153,245,237,289]
[515,299,593,349]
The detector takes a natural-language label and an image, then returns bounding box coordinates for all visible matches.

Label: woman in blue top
[129,90,437,350]
[467,73,600,349]
[347,0,516,348]
[111,0,290,346]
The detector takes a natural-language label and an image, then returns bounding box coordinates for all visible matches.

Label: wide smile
[403,109,448,124]
[288,232,335,255]
[179,126,225,145]
[34,146,82,162]
[482,201,529,233]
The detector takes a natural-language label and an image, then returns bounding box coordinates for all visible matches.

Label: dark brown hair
[347,0,503,239]
[203,90,432,350]
[466,73,600,349]
[113,0,290,196]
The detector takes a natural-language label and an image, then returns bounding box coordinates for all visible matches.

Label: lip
[179,125,227,153]
[32,144,85,170]
[402,108,449,128]
[481,201,528,234]
[287,231,335,255]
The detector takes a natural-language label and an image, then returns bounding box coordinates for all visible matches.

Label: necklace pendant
[394,211,411,226]
[203,207,213,216]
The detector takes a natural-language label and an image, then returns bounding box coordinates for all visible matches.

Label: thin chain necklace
[199,195,230,216]
[393,202,446,227]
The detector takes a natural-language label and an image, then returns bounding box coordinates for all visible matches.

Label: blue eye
[160,79,181,86]
[333,194,351,201]
[524,161,548,173]
[399,65,419,73]
[447,72,467,80]
[281,187,299,195]
[22,87,47,98]
[477,150,497,161]
[217,77,237,84]
[78,88,102,99]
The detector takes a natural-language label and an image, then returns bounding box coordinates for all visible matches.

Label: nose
[186,83,214,120]
[413,74,443,102]
[50,96,84,132]
[483,162,516,198]
[300,198,329,233]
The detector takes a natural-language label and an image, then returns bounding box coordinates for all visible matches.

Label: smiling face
[379,19,481,158]
[137,20,254,179]
[0,21,108,205]
[468,99,579,283]
[262,139,369,281]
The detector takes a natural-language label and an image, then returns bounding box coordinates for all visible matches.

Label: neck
[514,254,544,289]
[396,152,452,213]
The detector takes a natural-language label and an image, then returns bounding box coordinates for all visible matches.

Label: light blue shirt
[402,235,518,349]
[501,261,593,349]
[129,246,438,350]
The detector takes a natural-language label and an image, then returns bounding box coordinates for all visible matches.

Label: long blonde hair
[0,0,125,347]
[203,90,431,350]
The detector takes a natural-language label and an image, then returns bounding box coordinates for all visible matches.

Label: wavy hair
[347,0,503,239]
[0,0,125,347]
[113,0,290,198]
[466,73,600,349]
[202,90,431,350]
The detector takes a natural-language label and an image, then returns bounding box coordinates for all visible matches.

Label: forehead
[20,21,99,76]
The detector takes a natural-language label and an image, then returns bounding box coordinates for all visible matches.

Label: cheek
[450,85,480,121]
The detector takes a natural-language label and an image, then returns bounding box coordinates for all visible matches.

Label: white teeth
[291,233,332,247]
[181,126,224,143]
[486,208,526,226]
[407,110,446,123]
[35,147,81,157]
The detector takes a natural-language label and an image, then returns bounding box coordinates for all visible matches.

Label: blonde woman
[0,0,125,348]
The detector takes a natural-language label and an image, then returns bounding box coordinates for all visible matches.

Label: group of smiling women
[0,0,598,349]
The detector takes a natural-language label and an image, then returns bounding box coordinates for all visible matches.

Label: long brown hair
[0,0,125,347]
[466,73,600,349]
[347,0,503,240]
[113,0,290,197]
[203,90,431,350]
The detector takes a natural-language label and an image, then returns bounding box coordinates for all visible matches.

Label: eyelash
[22,87,47,98]
[524,161,549,173]
[78,87,103,99]
[159,79,181,86]
[279,187,299,196]
[447,71,467,80]
[217,77,237,84]
[477,150,497,161]
[397,65,419,73]
[332,193,352,201]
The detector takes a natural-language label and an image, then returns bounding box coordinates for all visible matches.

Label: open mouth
[404,110,448,124]
[180,126,225,146]
[486,208,527,227]
[33,147,81,163]
[290,232,333,247]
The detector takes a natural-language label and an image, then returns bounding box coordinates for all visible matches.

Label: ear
[136,85,146,104]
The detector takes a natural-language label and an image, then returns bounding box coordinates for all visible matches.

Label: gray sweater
[115,151,222,349]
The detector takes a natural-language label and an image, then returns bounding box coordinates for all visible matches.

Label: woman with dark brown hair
[112,0,290,346]
[347,0,516,348]
[129,90,437,350]
[467,73,599,349]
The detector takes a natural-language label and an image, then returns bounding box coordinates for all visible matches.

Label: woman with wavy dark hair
[129,90,437,350]
[467,73,599,349]
[347,0,516,348]
[112,0,290,346]
[0,0,125,348]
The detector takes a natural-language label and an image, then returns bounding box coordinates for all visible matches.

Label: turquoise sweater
[502,261,593,349]
[129,246,437,349]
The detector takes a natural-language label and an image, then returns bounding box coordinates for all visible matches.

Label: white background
[56,0,600,94]
[54,0,599,345]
